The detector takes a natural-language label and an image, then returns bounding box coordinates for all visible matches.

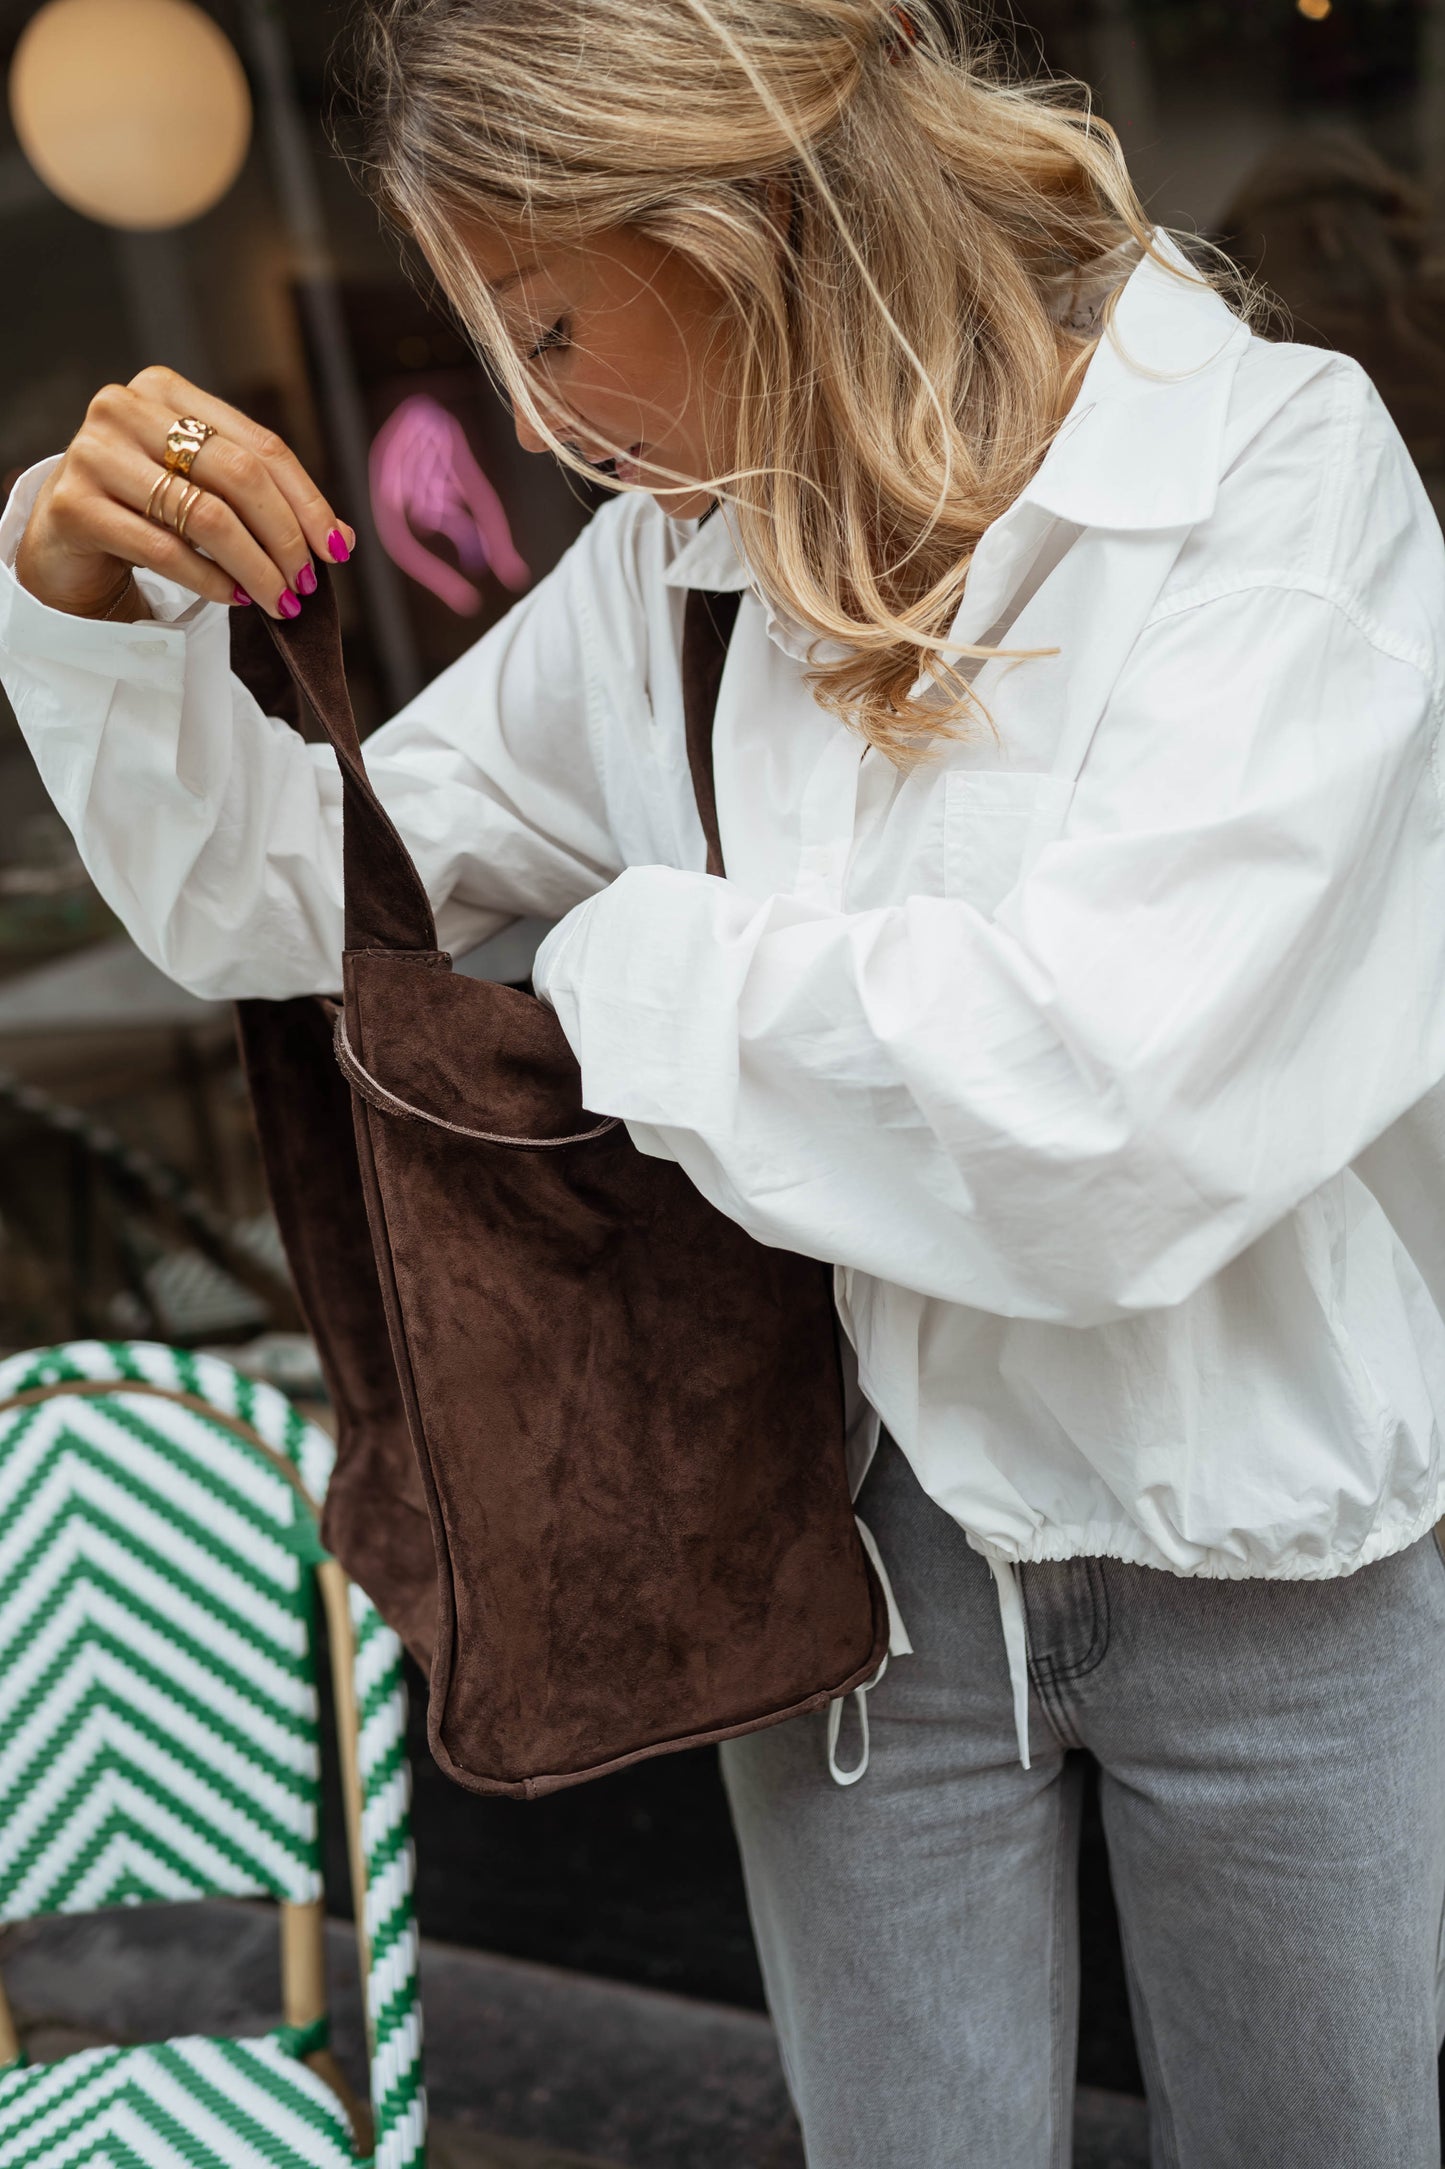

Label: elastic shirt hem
[992,1483,1445,1582]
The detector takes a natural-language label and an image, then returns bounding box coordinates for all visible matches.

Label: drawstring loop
[826,1652,888,1786]
[823,1512,914,1788]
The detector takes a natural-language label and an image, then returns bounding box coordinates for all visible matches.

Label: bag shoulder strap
[680,588,741,881]
[248,570,437,954]
[241,570,742,949]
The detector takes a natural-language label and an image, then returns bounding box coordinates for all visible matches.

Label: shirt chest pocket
[942,770,1075,918]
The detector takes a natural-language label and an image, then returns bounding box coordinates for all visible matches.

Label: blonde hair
[343,0,1202,762]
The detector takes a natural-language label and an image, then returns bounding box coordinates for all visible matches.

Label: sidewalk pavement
[1,1901,1149,2166]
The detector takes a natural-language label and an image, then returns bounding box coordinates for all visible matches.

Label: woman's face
[459,223,734,521]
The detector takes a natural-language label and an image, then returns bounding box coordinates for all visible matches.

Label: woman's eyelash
[526,318,571,361]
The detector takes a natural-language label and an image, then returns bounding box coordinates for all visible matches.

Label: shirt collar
[661,502,752,593]
[661,228,1249,603]
[1020,230,1249,531]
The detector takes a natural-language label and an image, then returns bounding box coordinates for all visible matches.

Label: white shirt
[4,236,1445,1768]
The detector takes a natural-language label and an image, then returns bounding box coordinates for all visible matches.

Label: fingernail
[295,562,318,597]
[277,589,302,619]
[326,527,352,564]
[231,585,252,607]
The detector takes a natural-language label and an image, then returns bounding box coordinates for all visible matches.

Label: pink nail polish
[295,562,317,597]
[278,589,302,619]
[326,527,351,564]
[232,585,252,607]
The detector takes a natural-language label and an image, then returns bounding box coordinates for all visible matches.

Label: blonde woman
[4,2,1445,2160]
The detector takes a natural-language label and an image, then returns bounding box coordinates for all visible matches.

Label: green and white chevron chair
[0,1338,426,2169]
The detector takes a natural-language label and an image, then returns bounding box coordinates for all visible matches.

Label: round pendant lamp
[9,0,252,231]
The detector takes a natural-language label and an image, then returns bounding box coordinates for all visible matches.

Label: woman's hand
[14,365,357,622]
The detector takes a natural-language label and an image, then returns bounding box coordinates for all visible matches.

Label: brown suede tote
[232,569,888,1799]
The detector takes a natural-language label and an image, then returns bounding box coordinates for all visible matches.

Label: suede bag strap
[258,571,742,940]
[681,588,741,880]
[262,569,437,955]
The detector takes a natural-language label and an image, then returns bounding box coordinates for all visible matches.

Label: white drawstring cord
[854,1515,913,1656]
[979,1545,1032,1770]
[827,1652,887,1785]
[824,1516,1033,1780]
[825,1514,913,1787]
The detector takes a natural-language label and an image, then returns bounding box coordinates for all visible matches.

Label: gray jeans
[720,1431,1445,2168]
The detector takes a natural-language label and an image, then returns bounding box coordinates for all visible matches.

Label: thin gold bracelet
[95,574,137,622]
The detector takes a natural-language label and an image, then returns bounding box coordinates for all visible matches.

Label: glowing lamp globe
[9,0,252,231]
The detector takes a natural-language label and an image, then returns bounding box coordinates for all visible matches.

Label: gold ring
[163,415,217,479]
[173,483,204,543]
[145,470,179,524]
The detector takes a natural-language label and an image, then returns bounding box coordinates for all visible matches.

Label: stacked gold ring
[173,482,203,542]
[145,469,206,543]
[163,415,217,479]
[145,470,179,525]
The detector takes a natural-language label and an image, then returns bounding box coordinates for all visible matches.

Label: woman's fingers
[117,445,300,618]
[128,365,355,569]
[130,406,313,616]
[65,397,298,618]
[76,495,251,612]
[20,365,357,622]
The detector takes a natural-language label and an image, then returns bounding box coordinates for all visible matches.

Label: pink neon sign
[369,393,531,614]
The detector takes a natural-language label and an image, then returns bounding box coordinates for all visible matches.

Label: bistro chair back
[0,1337,425,2168]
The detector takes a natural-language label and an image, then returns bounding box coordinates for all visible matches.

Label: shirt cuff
[530,902,590,1036]
[530,865,746,1133]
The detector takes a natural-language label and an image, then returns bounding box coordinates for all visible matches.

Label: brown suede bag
[232,569,888,1799]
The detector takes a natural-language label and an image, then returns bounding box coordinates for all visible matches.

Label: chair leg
[281,1897,327,2034]
[0,1974,20,2068]
[318,1562,374,2036]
